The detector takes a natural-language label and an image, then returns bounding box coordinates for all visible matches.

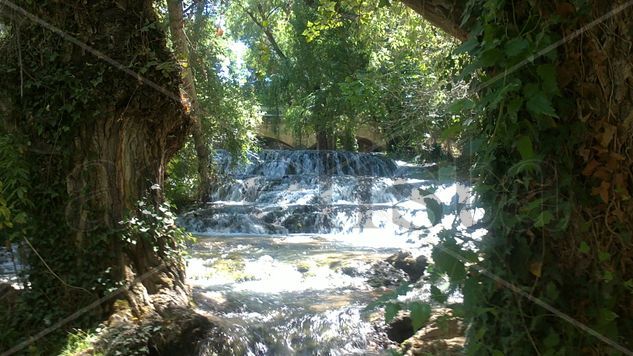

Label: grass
[60,329,102,356]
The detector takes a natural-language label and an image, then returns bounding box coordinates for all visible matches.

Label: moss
[295,261,311,273]
[209,258,254,281]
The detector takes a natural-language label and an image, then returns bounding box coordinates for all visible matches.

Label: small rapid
[181,150,482,355]
[179,150,468,237]
[188,236,398,355]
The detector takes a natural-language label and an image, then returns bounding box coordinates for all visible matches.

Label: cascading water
[180,150,446,238]
[181,150,483,355]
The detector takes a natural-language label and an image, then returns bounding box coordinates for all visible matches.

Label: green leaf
[534,210,553,228]
[418,187,437,196]
[537,64,559,95]
[480,48,505,67]
[546,282,559,300]
[424,198,443,226]
[385,303,401,323]
[507,96,524,122]
[579,241,590,254]
[485,79,521,109]
[432,244,467,282]
[504,37,529,57]
[440,125,462,141]
[430,285,448,303]
[544,330,560,348]
[409,302,431,331]
[598,308,618,324]
[598,251,610,262]
[448,98,474,113]
[516,136,535,160]
[526,92,558,117]
[455,38,478,54]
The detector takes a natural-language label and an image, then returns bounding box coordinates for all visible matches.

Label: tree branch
[242,6,288,61]
[400,0,469,41]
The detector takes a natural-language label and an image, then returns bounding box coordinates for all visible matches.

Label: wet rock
[341,265,361,277]
[386,251,427,282]
[367,261,408,288]
[97,306,221,356]
[400,308,466,355]
[296,261,310,273]
[386,310,414,343]
[149,307,218,355]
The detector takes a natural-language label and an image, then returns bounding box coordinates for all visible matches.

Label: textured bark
[59,1,191,316]
[400,0,468,41]
[1,0,191,320]
[402,0,633,352]
[167,0,212,201]
[316,129,335,150]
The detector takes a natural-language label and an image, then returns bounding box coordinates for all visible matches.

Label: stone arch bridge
[256,116,386,152]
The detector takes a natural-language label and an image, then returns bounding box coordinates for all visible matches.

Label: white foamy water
[181,150,484,355]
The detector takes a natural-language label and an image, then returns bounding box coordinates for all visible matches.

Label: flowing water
[0,244,22,288]
[180,150,484,355]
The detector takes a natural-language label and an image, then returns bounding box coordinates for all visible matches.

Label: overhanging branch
[400,0,468,41]
[242,6,288,61]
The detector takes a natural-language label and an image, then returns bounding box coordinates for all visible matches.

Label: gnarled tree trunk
[0,0,202,347]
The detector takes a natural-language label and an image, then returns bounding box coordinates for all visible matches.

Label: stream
[179,150,484,355]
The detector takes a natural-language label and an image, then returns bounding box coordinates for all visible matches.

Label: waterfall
[182,150,484,355]
[179,149,444,237]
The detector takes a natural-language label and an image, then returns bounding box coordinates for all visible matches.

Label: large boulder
[400,308,466,355]
[386,251,427,282]
[96,303,223,356]
[366,261,409,288]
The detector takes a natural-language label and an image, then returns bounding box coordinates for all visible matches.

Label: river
[179,150,483,355]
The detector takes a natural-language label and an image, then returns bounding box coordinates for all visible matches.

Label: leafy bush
[0,134,32,241]
[120,197,194,261]
[60,329,102,356]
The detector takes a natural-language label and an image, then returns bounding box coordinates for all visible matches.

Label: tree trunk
[1,0,193,330]
[167,0,212,201]
[402,0,633,353]
[340,125,357,152]
[400,0,468,41]
[316,129,335,150]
